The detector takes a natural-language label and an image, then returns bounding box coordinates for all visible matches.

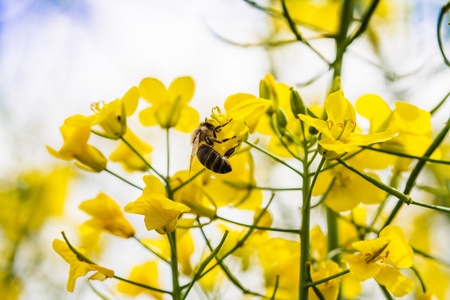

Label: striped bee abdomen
[197,144,232,174]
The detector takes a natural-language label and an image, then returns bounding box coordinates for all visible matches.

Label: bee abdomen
[197,145,232,174]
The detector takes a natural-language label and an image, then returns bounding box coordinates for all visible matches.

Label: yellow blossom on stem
[138,76,199,132]
[342,225,414,297]
[52,239,114,292]
[124,175,190,234]
[47,115,107,172]
[109,129,153,172]
[90,86,140,139]
[79,193,135,239]
[356,94,437,172]
[313,163,386,212]
[310,261,343,300]
[117,261,162,300]
[298,90,393,160]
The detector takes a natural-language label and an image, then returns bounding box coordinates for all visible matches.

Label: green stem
[216,215,301,234]
[188,194,276,284]
[245,141,303,177]
[270,276,280,300]
[172,169,206,193]
[378,284,394,300]
[430,90,450,116]
[411,265,427,293]
[166,128,171,179]
[105,168,143,190]
[360,146,450,165]
[132,236,170,264]
[168,232,181,300]
[437,2,450,67]
[181,231,229,300]
[327,207,339,263]
[114,275,172,295]
[344,0,380,47]
[382,117,450,228]
[280,0,331,65]
[120,136,166,183]
[198,223,267,298]
[222,181,302,191]
[306,263,325,300]
[304,269,350,288]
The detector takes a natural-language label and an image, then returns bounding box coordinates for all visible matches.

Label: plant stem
[304,269,350,288]
[216,215,301,234]
[168,232,180,300]
[132,236,170,264]
[105,168,143,190]
[382,117,450,228]
[245,141,303,177]
[120,136,166,182]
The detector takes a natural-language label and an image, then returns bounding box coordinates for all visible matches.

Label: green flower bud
[290,89,306,118]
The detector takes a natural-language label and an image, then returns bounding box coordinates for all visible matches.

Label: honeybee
[190,119,237,174]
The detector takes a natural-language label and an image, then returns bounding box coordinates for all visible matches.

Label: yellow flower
[417,292,439,300]
[79,193,135,239]
[109,129,153,172]
[356,94,437,172]
[342,225,414,297]
[224,93,271,133]
[124,175,190,234]
[117,261,162,300]
[310,261,343,300]
[52,239,114,292]
[144,219,195,276]
[0,168,70,242]
[90,86,140,139]
[313,163,386,212]
[257,237,300,298]
[284,0,340,34]
[299,90,393,160]
[47,115,107,172]
[139,76,199,132]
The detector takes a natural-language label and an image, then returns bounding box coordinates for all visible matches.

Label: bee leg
[213,119,233,138]
[206,135,236,145]
[224,146,236,158]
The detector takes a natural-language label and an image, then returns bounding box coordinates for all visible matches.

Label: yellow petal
[355,94,392,132]
[325,90,356,126]
[374,265,414,297]
[173,106,200,133]
[139,106,160,127]
[392,101,431,135]
[117,261,162,299]
[142,175,166,195]
[298,114,332,138]
[121,86,140,117]
[379,225,413,268]
[342,253,382,281]
[168,76,195,105]
[139,77,168,104]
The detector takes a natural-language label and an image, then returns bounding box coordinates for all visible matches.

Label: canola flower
[342,225,414,297]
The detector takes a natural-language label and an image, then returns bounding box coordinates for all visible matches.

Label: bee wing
[189,134,200,177]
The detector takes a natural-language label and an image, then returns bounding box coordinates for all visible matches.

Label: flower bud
[276,108,288,129]
[290,89,306,117]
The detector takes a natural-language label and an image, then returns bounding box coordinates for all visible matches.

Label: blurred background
[0,0,449,299]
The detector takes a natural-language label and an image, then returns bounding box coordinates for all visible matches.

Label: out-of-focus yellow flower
[47,115,107,172]
[341,271,362,299]
[299,90,393,160]
[342,225,414,297]
[52,239,114,292]
[313,163,386,212]
[0,271,21,300]
[124,175,190,234]
[356,94,436,172]
[195,150,263,211]
[257,237,300,298]
[117,261,162,300]
[311,225,327,261]
[79,193,135,239]
[284,0,340,34]
[139,76,199,132]
[109,129,153,172]
[90,86,139,139]
[414,256,449,300]
[418,292,439,300]
[338,205,367,249]
[0,168,71,242]
[310,261,342,300]
[143,219,195,276]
